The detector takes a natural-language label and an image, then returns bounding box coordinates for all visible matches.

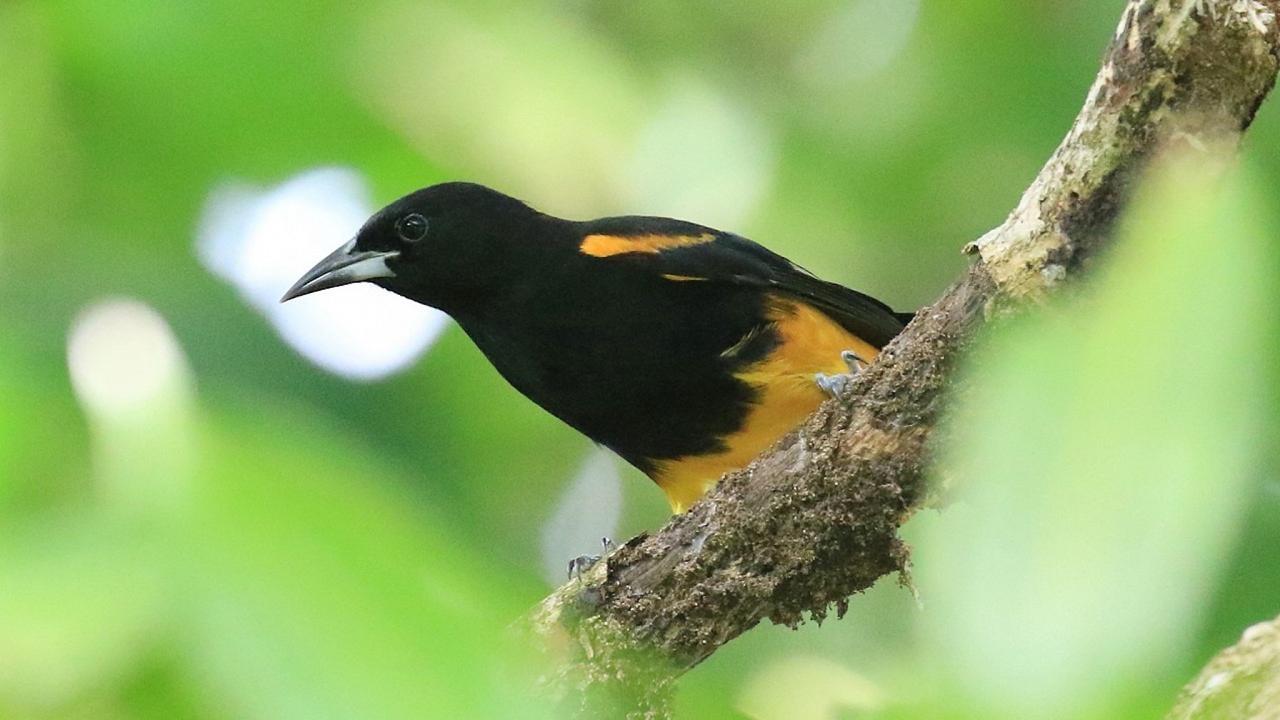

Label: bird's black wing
[586,219,911,348]
[714,232,910,348]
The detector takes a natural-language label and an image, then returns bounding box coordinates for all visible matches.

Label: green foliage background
[1,1,1277,718]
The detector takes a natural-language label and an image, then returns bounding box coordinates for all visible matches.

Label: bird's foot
[815,350,868,398]
[567,536,618,581]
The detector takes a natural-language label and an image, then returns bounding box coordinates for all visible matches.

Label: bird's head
[280,182,546,312]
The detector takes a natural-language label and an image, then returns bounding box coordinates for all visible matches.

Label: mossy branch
[522,2,1280,717]
[1167,614,1280,719]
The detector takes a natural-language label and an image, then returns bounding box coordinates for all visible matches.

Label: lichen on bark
[1166,615,1280,719]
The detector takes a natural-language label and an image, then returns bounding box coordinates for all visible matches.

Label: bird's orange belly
[652,298,879,513]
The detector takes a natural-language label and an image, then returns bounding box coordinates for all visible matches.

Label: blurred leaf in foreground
[736,654,884,720]
[181,405,553,720]
[1,294,554,719]
[0,515,166,713]
[915,149,1276,719]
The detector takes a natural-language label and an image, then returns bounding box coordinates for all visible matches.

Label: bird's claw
[567,536,618,581]
[841,350,868,373]
[815,350,869,398]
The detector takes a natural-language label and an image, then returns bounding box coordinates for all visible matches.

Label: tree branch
[1166,614,1280,719]
[523,2,1280,716]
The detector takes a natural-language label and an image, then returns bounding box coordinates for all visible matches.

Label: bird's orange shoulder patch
[580,232,715,258]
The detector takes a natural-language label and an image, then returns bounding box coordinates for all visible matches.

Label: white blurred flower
[67,299,191,419]
[67,298,196,515]
[197,167,448,381]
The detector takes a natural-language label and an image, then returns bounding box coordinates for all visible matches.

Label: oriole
[283,183,912,512]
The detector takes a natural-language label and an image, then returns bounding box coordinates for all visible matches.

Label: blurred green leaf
[916,153,1276,718]
[181,408,551,720]
[351,1,644,216]
[0,328,90,516]
[0,515,166,715]
[736,654,883,720]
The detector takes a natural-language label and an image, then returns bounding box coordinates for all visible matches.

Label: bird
[282,183,913,513]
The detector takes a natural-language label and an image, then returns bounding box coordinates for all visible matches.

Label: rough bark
[523,2,1280,717]
[1166,615,1280,719]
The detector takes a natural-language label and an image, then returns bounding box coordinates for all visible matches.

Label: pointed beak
[280,239,399,302]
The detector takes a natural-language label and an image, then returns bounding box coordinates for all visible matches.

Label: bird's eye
[395,213,429,243]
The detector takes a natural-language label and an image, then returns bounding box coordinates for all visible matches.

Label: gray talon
[568,554,599,580]
[815,372,851,397]
[816,349,869,398]
[567,537,617,581]
[841,350,868,373]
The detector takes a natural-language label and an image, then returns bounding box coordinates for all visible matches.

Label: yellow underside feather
[653,298,879,513]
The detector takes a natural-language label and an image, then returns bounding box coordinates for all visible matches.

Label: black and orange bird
[282,183,913,513]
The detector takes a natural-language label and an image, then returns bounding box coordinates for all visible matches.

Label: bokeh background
[2,0,1278,718]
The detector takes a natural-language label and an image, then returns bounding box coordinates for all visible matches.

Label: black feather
[611,224,910,348]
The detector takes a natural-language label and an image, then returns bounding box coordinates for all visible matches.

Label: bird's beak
[280,239,399,302]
